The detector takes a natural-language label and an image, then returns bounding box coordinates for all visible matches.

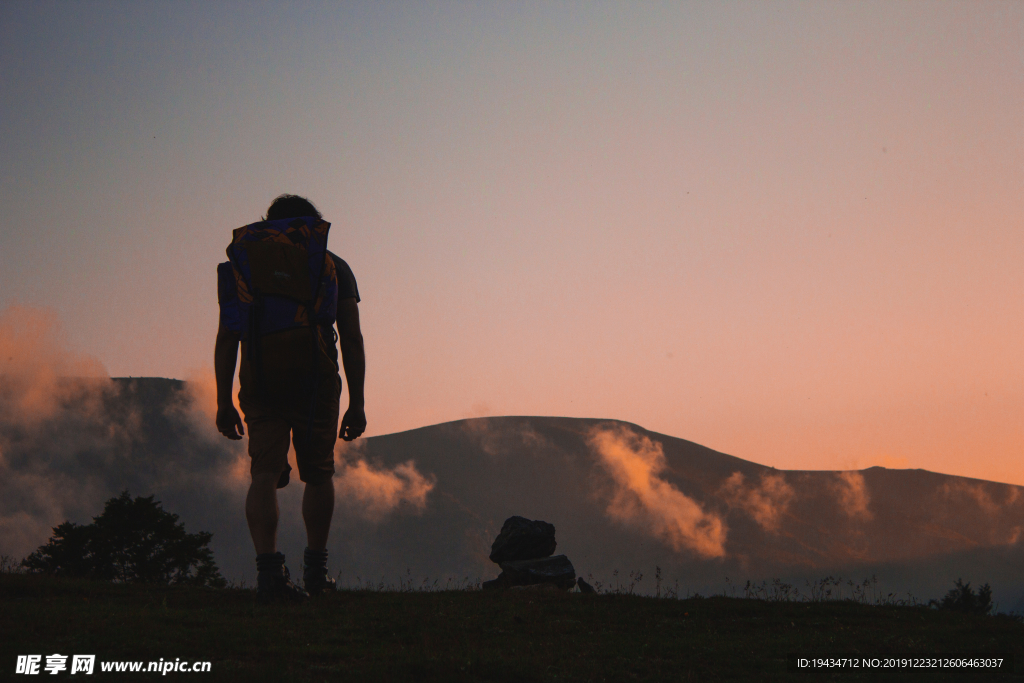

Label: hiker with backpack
[214,194,366,603]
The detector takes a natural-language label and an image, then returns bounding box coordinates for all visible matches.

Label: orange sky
[1,2,1021,485]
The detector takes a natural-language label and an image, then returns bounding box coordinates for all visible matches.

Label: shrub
[931,578,992,615]
[22,491,225,588]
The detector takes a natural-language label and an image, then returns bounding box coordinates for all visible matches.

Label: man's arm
[336,297,366,441]
[214,323,245,440]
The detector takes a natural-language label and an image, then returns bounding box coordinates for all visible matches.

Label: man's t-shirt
[329,252,360,304]
[323,251,359,369]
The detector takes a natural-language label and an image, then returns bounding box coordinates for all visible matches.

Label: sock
[256,552,285,582]
[303,547,328,579]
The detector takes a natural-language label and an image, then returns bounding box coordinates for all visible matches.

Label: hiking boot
[256,566,308,604]
[304,572,337,597]
[302,547,335,597]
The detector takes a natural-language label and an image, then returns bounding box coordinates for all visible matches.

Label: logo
[15,655,95,675]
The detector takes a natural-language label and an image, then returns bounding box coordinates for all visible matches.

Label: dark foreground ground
[1,573,1021,682]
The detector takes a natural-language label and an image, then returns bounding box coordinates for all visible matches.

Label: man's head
[263,194,323,222]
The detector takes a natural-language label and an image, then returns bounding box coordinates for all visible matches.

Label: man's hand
[217,404,245,440]
[340,405,366,441]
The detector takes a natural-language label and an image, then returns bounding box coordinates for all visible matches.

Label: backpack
[220,216,339,405]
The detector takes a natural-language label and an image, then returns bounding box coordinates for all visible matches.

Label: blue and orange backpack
[218,216,339,406]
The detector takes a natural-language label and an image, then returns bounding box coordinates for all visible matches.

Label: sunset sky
[1,1,1021,485]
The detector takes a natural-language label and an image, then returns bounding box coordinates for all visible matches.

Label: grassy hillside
[1,573,1021,681]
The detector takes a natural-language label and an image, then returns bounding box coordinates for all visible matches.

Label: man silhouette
[214,194,366,602]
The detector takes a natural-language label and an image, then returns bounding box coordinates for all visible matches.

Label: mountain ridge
[3,377,1020,611]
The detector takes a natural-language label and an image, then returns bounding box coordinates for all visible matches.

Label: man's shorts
[239,373,341,486]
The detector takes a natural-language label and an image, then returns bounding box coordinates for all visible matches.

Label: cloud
[938,481,1009,516]
[175,367,223,427]
[0,305,248,570]
[0,304,444,581]
[168,367,250,484]
[833,471,872,521]
[0,306,126,557]
[587,424,726,559]
[463,401,492,419]
[460,417,550,458]
[334,441,436,522]
[0,305,108,424]
[936,481,1024,546]
[719,471,795,533]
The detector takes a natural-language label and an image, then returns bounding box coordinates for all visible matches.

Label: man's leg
[296,376,341,594]
[246,471,281,554]
[302,478,335,551]
[301,477,336,595]
[241,399,307,602]
[248,469,307,603]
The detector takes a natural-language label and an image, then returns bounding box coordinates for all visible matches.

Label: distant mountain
[2,378,1021,611]
[340,415,1024,611]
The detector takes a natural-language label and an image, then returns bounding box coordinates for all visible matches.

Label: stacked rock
[482,516,577,590]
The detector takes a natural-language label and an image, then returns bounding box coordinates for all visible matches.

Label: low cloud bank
[587,424,726,559]
[0,305,435,580]
[719,471,795,533]
[0,305,109,424]
[335,442,436,522]
[939,480,1015,516]
[460,417,550,458]
[939,481,1023,546]
[0,306,138,559]
[833,471,872,521]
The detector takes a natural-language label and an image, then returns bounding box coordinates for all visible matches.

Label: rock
[498,554,576,590]
[481,575,507,591]
[489,516,557,564]
[577,577,596,594]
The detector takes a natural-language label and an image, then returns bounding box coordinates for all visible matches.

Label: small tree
[21,521,93,577]
[22,491,225,588]
[930,578,993,615]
